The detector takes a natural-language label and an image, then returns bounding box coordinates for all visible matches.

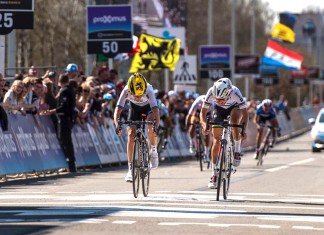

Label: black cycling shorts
[128,102,152,121]
[213,105,239,123]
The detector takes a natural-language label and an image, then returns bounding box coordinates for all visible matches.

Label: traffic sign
[87,5,133,58]
[0,0,34,35]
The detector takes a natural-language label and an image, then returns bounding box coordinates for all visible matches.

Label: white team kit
[204,86,247,110]
[116,84,158,109]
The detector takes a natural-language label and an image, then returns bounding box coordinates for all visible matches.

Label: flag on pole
[271,12,297,43]
[129,33,181,73]
[262,39,303,70]
[271,23,295,43]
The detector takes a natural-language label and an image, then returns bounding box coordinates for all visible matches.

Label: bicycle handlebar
[206,120,245,136]
[116,119,157,135]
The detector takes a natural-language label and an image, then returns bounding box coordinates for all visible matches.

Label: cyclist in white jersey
[200,78,248,189]
[114,73,160,182]
[185,95,214,161]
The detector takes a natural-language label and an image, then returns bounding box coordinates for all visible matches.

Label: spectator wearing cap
[65,63,79,80]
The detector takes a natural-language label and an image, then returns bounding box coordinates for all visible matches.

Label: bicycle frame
[117,118,155,198]
[207,119,244,201]
[257,125,275,166]
[194,121,206,171]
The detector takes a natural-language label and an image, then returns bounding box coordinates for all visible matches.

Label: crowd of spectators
[159,0,186,27]
[0,65,306,140]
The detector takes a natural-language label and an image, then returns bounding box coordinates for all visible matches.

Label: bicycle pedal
[232,169,237,174]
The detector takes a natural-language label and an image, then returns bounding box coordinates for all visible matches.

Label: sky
[262,0,324,14]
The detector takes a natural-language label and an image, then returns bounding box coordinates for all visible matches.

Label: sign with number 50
[87,5,133,57]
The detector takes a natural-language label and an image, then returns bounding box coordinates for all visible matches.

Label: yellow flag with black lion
[129,33,181,73]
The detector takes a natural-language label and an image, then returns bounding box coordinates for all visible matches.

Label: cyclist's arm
[253,112,259,126]
[185,114,192,127]
[200,103,210,127]
[241,107,249,131]
[113,106,123,127]
[152,107,160,128]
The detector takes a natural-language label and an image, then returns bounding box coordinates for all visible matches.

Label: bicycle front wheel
[132,140,140,198]
[142,140,150,197]
[216,146,225,201]
[223,144,233,200]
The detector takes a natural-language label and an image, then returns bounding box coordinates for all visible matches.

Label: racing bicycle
[257,124,281,166]
[117,115,156,198]
[193,121,210,171]
[207,118,245,201]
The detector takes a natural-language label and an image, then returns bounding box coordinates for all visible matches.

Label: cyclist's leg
[270,118,279,146]
[204,113,211,160]
[207,127,222,189]
[254,123,264,159]
[230,108,243,166]
[125,103,145,181]
[147,110,159,169]
[189,116,198,153]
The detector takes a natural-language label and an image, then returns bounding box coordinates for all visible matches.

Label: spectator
[24,78,44,114]
[45,74,77,173]
[97,65,110,85]
[28,65,38,77]
[64,63,79,81]
[14,73,24,81]
[3,80,26,115]
[275,94,290,120]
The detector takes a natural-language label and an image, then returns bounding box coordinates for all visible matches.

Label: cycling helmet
[262,99,272,107]
[127,72,147,96]
[212,78,233,99]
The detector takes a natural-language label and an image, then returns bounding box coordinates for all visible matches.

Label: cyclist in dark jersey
[253,99,280,159]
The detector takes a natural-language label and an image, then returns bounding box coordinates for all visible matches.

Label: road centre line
[266,158,315,172]
[158,222,280,229]
[293,226,324,231]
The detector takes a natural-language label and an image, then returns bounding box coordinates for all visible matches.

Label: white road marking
[293,226,324,231]
[73,218,109,224]
[112,220,136,224]
[266,158,315,172]
[259,216,324,223]
[158,222,280,229]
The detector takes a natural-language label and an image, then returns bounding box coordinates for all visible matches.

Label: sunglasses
[215,98,227,103]
[83,90,90,93]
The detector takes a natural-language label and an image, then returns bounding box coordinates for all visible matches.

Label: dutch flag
[262,39,303,70]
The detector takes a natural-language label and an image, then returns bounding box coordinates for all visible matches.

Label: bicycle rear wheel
[132,140,140,198]
[216,146,225,201]
[223,144,233,200]
[142,140,150,197]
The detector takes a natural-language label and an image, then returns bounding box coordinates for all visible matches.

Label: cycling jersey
[188,95,214,117]
[204,86,246,109]
[116,83,158,109]
[157,99,169,118]
[255,103,276,123]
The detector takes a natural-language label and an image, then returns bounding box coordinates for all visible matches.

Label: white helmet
[212,78,233,99]
[262,99,272,107]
